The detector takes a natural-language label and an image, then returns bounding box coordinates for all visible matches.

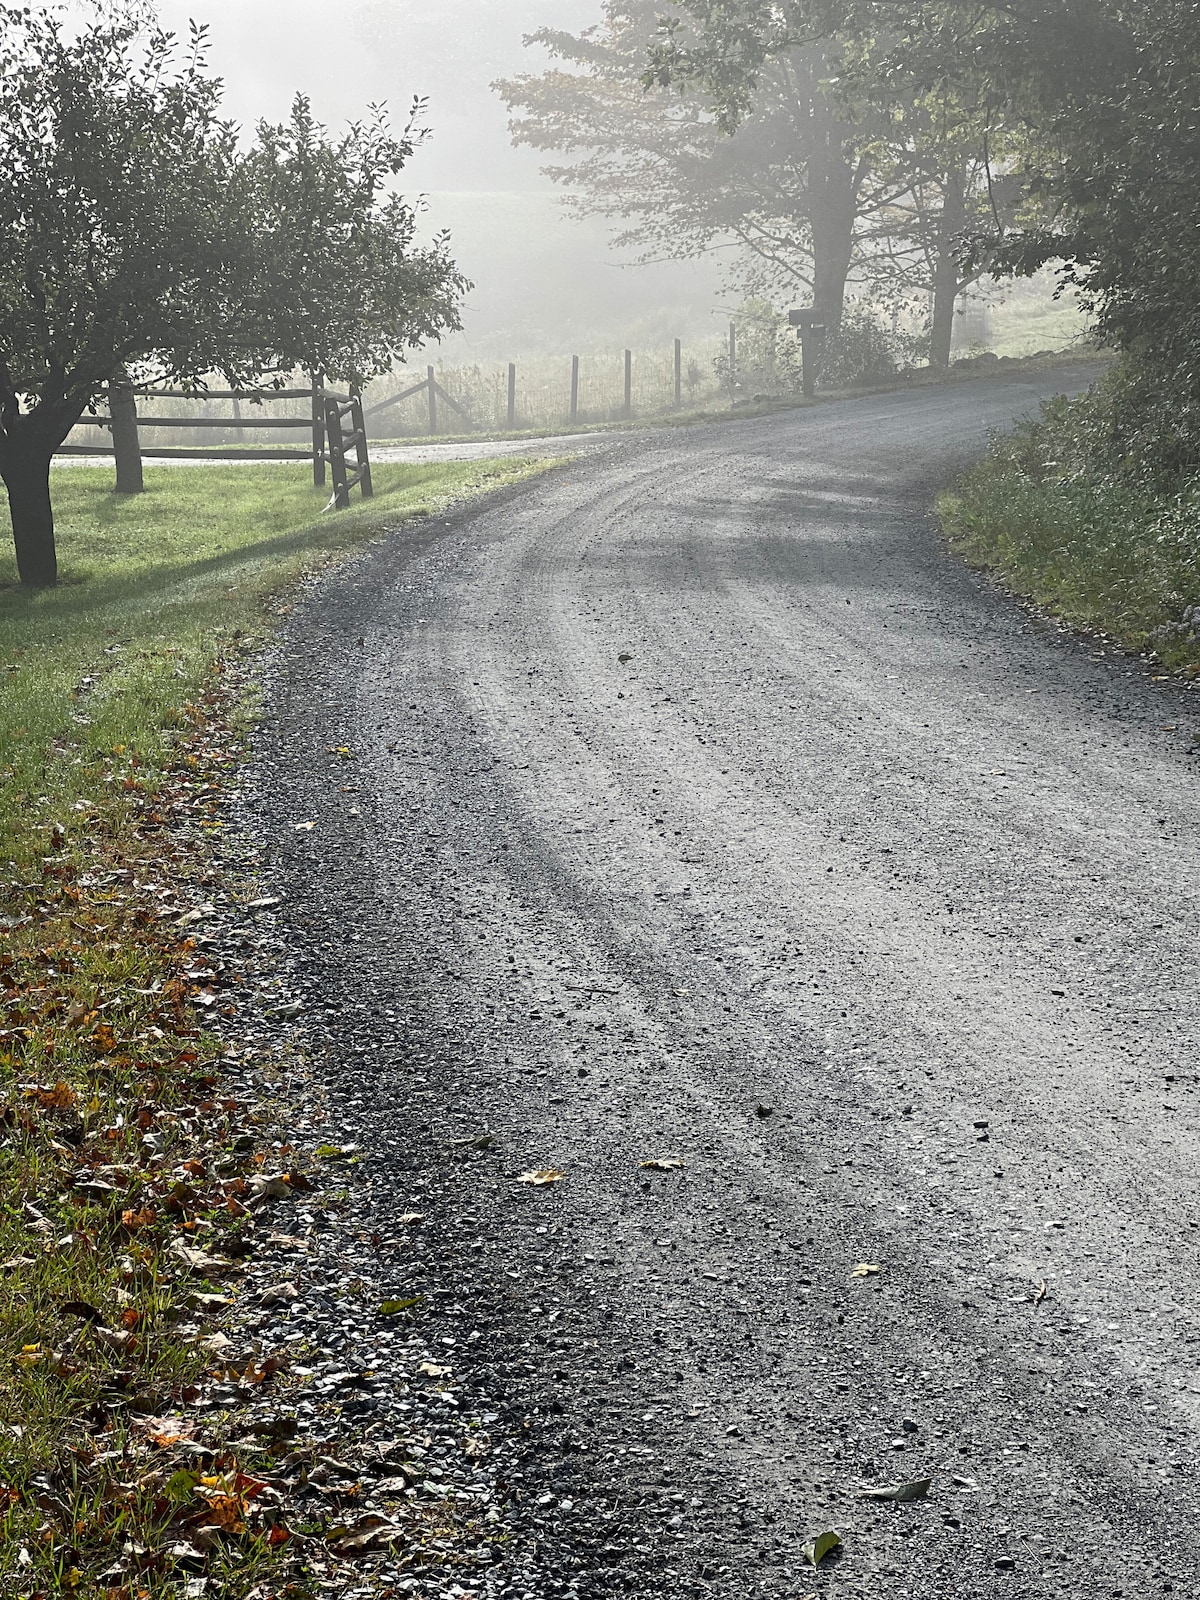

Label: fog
[151,0,725,357]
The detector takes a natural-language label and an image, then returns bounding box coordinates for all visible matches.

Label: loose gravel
[234,366,1200,1599]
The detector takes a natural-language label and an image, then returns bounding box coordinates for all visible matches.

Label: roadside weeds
[0,459,558,1598]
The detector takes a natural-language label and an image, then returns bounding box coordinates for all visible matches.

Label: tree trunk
[109,370,143,494]
[1,448,58,588]
[929,162,969,370]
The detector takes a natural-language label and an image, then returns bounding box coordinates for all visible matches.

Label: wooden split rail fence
[58,374,373,509]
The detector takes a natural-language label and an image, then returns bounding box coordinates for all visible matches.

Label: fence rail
[56,325,754,469]
[59,373,371,505]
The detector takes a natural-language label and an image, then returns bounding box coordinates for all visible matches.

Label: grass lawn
[0,458,550,865]
[0,456,553,1597]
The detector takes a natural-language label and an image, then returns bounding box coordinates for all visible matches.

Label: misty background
[152,0,725,359]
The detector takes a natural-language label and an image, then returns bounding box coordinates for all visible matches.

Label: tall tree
[499,0,1007,359]
[0,8,466,588]
[497,7,877,329]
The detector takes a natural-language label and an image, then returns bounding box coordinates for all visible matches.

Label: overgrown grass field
[0,458,551,1596]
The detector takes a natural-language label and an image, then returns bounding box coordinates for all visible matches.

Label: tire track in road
[260,366,1200,1598]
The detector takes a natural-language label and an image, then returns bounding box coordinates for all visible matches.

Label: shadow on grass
[0,468,472,630]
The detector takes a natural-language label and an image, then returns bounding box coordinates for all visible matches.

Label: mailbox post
[789,308,827,398]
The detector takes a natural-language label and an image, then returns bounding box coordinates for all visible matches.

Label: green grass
[0,456,554,1597]
[938,397,1200,672]
[0,459,551,864]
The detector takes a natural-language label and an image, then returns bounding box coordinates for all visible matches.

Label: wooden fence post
[311,373,326,487]
[108,370,143,495]
[674,338,682,410]
[623,349,632,419]
[231,395,245,444]
[507,363,517,431]
[324,396,350,509]
[427,366,438,435]
[729,321,737,397]
[570,355,580,425]
[350,391,373,500]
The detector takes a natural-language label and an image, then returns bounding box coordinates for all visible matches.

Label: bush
[940,374,1200,667]
[821,305,917,388]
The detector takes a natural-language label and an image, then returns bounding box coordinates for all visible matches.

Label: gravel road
[249,366,1200,1599]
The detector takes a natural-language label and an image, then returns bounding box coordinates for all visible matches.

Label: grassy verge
[938,392,1200,674]
[0,457,553,1597]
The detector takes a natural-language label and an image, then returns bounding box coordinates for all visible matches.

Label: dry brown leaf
[851,1262,882,1278]
[519,1168,566,1187]
[640,1157,685,1172]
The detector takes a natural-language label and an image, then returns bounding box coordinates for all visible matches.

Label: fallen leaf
[378,1296,424,1316]
[519,1168,567,1186]
[293,822,316,832]
[169,1240,240,1276]
[61,1299,104,1322]
[313,1144,357,1161]
[95,1325,136,1351]
[398,1212,425,1226]
[248,1175,294,1202]
[1033,1279,1048,1306]
[851,1262,882,1278]
[0,1257,37,1275]
[259,1282,299,1305]
[639,1157,685,1172]
[139,1416,196,1448]
[329,1512,399,1554]
[418,1361,451,1379]
[861,1478,932,1503]
[24,1081,76,1110]
[800,1529,841,1567]
[617,652,634,662]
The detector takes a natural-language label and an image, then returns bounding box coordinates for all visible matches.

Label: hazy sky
[153,0,599,191]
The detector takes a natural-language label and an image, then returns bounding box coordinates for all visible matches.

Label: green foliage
[238,95,467,386]
[500,0,1020,350]
[0,7,468,583]
[0,10,243,432]
[821,304,922,386]
[940,378,1200,667]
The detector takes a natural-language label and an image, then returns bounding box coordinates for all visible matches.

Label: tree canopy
[0,7,467,587]
[499,0,1022,365]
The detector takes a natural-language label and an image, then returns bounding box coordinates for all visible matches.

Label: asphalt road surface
[253,366,1200,1599]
